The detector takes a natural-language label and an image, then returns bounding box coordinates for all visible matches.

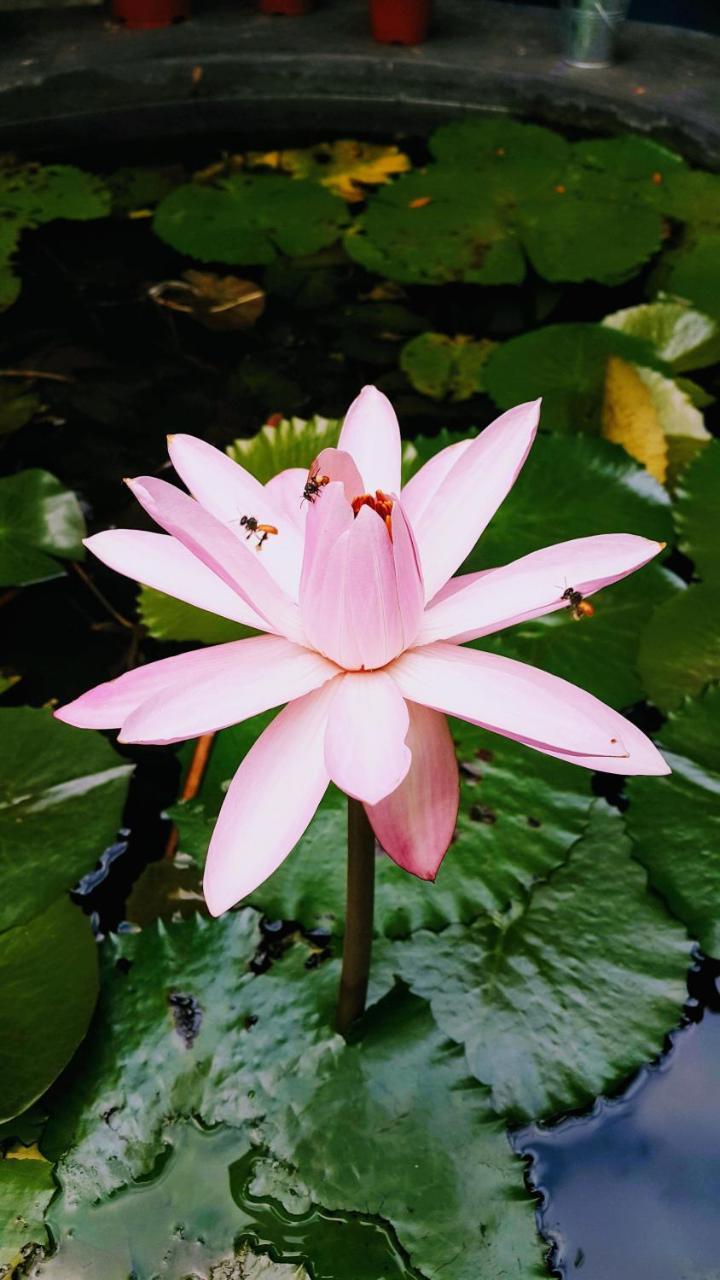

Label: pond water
[2,119,719,1280]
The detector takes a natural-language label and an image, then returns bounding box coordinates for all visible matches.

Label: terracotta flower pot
[370,0,431,45]
[259,0,314,14]
[112,0,189,28]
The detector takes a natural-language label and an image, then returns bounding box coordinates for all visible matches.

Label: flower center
[351,490,394,538]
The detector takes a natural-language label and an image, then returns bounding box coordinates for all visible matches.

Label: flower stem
[336,797,375,1036]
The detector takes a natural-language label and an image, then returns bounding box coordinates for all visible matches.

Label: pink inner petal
[312,447,365,504]
[324,671,411,804]
[365,701,459,881]
[337,385,402,495]
[400,438,473,529]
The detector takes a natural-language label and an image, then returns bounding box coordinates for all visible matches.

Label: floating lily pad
[345,169,526,286]
[0,895,99,1123]
[400,332,497,401]
[395,803,689,1120]
[627,685,720,958]
[566,134,685,205]
[226,414,340,483]
[518,192,664,286]
[0,707,132,933]
[0,384,42,436]
[0,469,86,587]
[137,585,254,644]
[484,323,667,432]
[0,1156,54,1269]
[658,233,720,321]
[637,582,720,712]
[154,175,350,265]
[674,441,720,578]
[0,161,110,226]
[429,117,570,199]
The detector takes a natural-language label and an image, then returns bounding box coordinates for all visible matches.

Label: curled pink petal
[168,434,303,599]
[85,530,264,630]
[312,448,365,504]
[391,642,629,759]
[412,400,541,601]
[365,701,459,880]
[418,533,665,645]
[203,681,338,915]
[325,671,411,804]
[126,475,303,642]
[400,438,473,529]
[118,637,338,744]
[337,385,402,495]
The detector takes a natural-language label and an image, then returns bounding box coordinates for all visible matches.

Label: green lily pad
[395,803,689,1121]
[0,384,42,436]
[0,469,86,587]
[0,218,22,311]
[477,563,683,709]
[429,117,570,199]
[464,433,673,572]
[0,160,110,226]
[0,1157,54,1269]
[226,415,340,484]
[257,989,546,1280]
[674,441,720,579]
[345,168,526,286]
[566,134,685,204]
[107,164,184,214]
[173,709,595,935]
[0,895,99,1123]
[38,1120,409,1280]
[627,684,720,958]
[0,707,132,933]
[484,322,667,431]
[137,585,255,644]
[658,233,720,321]
[602,299,720,373]
[399,332,497,401]
[637,582,720,712]
[518,192,664,286]
[153,175,350,265]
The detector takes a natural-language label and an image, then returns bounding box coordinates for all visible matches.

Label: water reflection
[515,962,720,1280]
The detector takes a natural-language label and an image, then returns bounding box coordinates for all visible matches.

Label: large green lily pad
[395,803,689,1120]
[627,684,720,959]
[0,707,132,933]
[658,233,720,321]
[674,441,720,579]
[153,175,350,265]
[637,582,720,712]
[0,895,99,1123]
[137,585,253,644]
[0,469,86,587]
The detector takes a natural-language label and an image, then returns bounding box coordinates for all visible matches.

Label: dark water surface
[516,964,720,1280]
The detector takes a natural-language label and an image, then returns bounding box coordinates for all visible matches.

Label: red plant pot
[259,0,314,13]
[112,0,189,28]
[370,0,431,44]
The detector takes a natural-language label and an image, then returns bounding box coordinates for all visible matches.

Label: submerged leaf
[400,332,496,401]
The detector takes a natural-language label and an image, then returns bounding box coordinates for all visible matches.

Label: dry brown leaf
[148,271,265,331]
[245,140,411,202]
[601,356,668,484]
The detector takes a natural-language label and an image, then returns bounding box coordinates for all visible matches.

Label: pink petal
[324,671,411,804]
[337,385,402,495]
[391,498,425,650]
[539,720,670,775]
[300,495,405,670]
[118,637,338,745]
[168,434,303,599]
[312,448,365,504]
[263,468,309,534]
[391,642,630,759]
[126,476,303,643]
[203,681,338,915]
[365,701,459,880]
[412,401,541,601]
[400,438,473,529]
[55,635,334,739]
[418,533,665,645]
[85,530,264,630]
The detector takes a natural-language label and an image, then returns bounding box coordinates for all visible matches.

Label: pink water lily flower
[57,388,668,915]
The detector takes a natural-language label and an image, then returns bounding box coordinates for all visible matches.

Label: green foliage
[227,414,341,483]
[137,585,254,644]
[0,708,132,933]
[658,233,720,320]
[518,193,663,285]
[0,1156,54,1268]
[153,175,350,265]
[602,298,720,373]
[484,322,667,431]
[628,685,720,958]
[0,469,86,587]
[400,332,496,401]
[0,384,41,436]
[674,441,720,577]
[396,804,689,1120]
[0,896,99,1124]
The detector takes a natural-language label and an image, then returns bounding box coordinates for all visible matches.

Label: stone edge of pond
[0,0,718,164]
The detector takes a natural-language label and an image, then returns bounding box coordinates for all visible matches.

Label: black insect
[302,462,330,505]
[239,514,278,550]
[561,586,595,621]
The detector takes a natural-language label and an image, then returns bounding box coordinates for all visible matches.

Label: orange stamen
[351,490,394,539]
